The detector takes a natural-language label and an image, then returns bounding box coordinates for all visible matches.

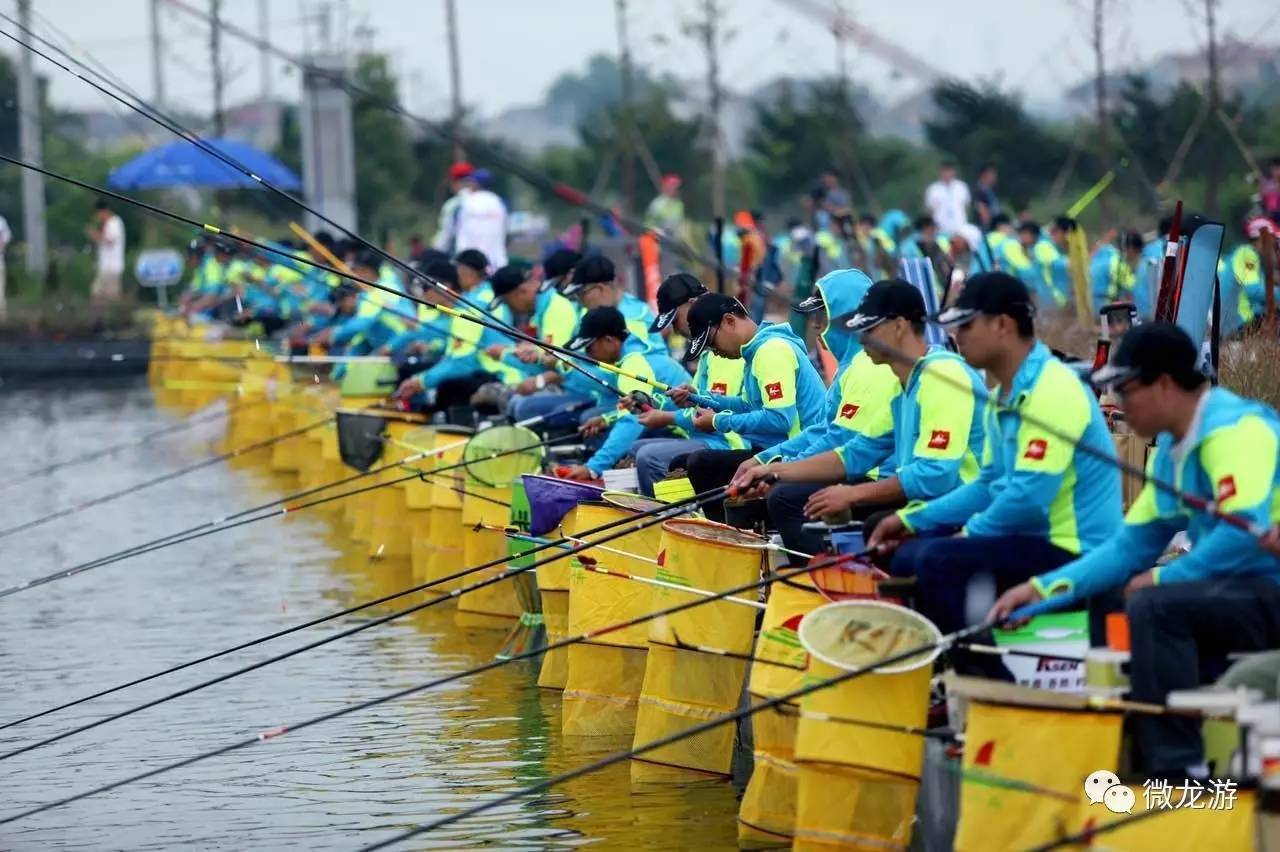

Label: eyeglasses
[1112,378,1147,400]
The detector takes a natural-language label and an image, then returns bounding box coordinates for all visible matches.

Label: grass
[1220,330,1280,410]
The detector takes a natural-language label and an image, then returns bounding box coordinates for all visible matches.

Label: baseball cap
[447,161,474,181]
[473,168,493,187]
[662,173,681,187]
[1091,322,1202,389]
[836,279,926,334]
[562,255,615,297]
[651,273,708,332]
[567,305,629,351]
[685,293,747,359]
[454,249,489,274]
[420,258,458,289]
[934,271,1034,327]
[329,282,361,303]
[539,248,582,292]
[489,263,533,304]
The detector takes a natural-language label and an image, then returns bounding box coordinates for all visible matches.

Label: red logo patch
[840,403,860,419]
[1024,438,1048,460]
[928,429,951,450]
[1217,475,1237,502]
[710,382,728,394]
[765,382,783,401]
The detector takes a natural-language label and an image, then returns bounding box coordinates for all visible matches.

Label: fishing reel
[624,390,656,413]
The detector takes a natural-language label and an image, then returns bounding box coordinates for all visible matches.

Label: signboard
[134,249,184,289]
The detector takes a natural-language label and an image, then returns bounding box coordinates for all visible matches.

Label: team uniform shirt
[584,337,693,474]
[1089,245,1135,312]
[900,342,1123,553]
[413,281,521,386]
[1034,387,1280,603]
[1027,237,1070,308]
[493,288,581,378]
[834,348,985,500]
[1137,239,1165,318]
[618,291,668,352]
[756,269,901,469]
[671,351,747,451]
[1227,244,1265,329]
[698,323,827,450]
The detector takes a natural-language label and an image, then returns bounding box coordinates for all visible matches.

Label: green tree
[350,53,417,238]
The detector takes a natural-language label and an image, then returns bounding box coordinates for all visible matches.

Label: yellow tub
[456,481,520,630]
[418,427,472,592]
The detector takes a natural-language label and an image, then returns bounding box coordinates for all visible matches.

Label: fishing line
[0,487,730,792]
[0,416,333,541]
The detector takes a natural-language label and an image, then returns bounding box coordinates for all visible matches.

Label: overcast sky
[12,0,1273,121]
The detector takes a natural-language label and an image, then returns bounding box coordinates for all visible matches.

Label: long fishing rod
[0,424,577,600]
[0,486,725,770]
[0,477,703,733]
[0,522,900,826]
[161,0,742,285]
[0,416,332,542]
[0,401,249,489]
[354,621,989,851]
[0,16,620,405]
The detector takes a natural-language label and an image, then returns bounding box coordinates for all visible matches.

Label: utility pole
[834,0,849,96]
[16,0,47,282]
[444,0,464,161]
[1203,0,1221,215]
[699,0,725,221]
[258,0,272,101]
[150,0,166,107]
[210,0,225,135]
[1090,0,1111,221]
[616,0,637,218]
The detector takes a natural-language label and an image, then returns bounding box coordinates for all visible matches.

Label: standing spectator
[454,170,509,268]
[973,163,1000,229]
[1260,157,1280,223]
[432,161,473,254]
[87,199,125,304]
[644,173,685,236]
[924,160,971,235]
[0,212,9,315]
[819,168,852,219]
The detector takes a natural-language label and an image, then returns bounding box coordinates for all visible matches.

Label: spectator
[0,212,9,314]
[973,163,1000,229]
[454,170,509,268]
[644,173,685,236]
[1260,157,1280,222]
[924,160,971,235]
[432,161,473,254]
[819,168,852,218]
[87,199,126,304]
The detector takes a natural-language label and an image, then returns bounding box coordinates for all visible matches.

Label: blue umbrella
[107,137,302,191]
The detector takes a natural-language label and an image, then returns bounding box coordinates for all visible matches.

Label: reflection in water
[0,381,741,850]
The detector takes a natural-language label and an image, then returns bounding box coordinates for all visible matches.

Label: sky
[12,0,1274,122]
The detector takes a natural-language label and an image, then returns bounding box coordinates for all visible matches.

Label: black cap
[794,289,825,314]
[330,282,361,303]
[562,255,615,297]
[541,248,582,282]
[420,258,458,289]
[490,263,533,303]
[651,273,709,332]
[685,293,747,359]
[567,305,629,351]
[934,271,1034,327]
[454,248,489,273]
[1091,322,1201,389]
[836,279,926,334]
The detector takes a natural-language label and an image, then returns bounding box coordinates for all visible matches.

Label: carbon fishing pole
[0,486,727,772]
[0,480,705,734]
[0,16,622,405]
[0,425,577,600]
[0,401,250,489]
[0,415,332,542]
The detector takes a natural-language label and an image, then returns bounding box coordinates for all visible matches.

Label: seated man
[992,323,1280,777]
[631,273,747,495]
[868,273,1123,671]
[561,306,691,481]
[735,279,985,547]
[308,252,408,355]
[678,293,828,521]
[559,255,667,352]
[380,258,458,373]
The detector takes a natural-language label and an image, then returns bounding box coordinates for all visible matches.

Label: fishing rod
[354,620,990,850]
[0,17,620,406]
[0,529,898,826]
[161,0,743,286]
[0,401,248,489]
[0,486,727,768]
[0,416,332,542]
[0,424,578,600]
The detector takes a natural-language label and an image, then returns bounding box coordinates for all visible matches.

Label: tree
[350,53,417,237]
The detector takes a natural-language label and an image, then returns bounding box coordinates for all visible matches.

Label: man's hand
[692,407,717,433]
[564,465,597,482]
[637,408,675,429]
[729,463,776,500]
[410,340,430,354]
[311,328,333,346]
[733,456,761,484]
[666,384,696,407]
[988,581,1044,625]
[1261,525,1280,557]
[515,377,539,395]
[515,342,541,364]
[867,512,910,552]
[1125,569,1156,598]
[395,375,424,399]
[803,484,864,519]
[484,343,507,359]
[580,415,608,438]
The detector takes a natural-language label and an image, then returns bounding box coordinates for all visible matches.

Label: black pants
[675,448,757,523]
[1127,577,1280,774]
[766,481,901,564]
[426,371,497,414]
[890,534,1078,679]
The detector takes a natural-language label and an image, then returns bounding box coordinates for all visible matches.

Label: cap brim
[840,312,889,334]
[566,335,594,351]
[794,293,826,314]
[650,308,677,333]
[685,326,711,359]
[538,276,556,294]
[560,282,584,298]
[933,305,980,327]
[1090,363,1140,389]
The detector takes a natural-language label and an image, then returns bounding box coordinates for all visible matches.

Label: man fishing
[992,322,1280,777]
[559,255,667,352]
[732,279,984,538]
[866,273,1124,673]
[675,292,828,521]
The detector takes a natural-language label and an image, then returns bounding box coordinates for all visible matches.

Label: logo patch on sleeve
[710,382,728,394]
[927,429,951,450]
[1217,475,1237,502]
[840,403,860,419]
[765,381,783,401]
[1024,438,1048,460]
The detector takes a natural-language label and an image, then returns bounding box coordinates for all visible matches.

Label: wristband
[535,374,546,390]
